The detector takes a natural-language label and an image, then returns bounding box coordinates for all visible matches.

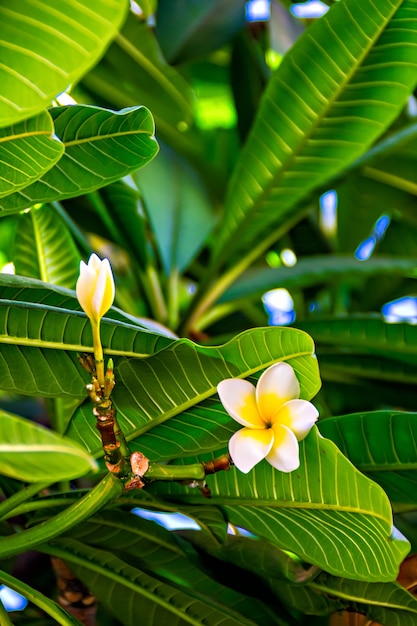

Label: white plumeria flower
[76,253,115,325]
[217,362,319,474]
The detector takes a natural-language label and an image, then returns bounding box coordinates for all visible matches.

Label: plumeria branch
[76,255,233,493]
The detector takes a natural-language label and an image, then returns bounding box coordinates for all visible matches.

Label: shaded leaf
[151,429,410,582]
[0,105,159,213]
[219,256,417,306]
[315,573,417,626]
[133,144,215,274]
[13,204,80,287]
[83,12,194,132]
[43,538,279,626]
[298,316,417,365]
[155,0,246,64]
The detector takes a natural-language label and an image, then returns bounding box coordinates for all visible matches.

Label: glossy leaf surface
[44,538,276,626]
[66,326,320,455]
[0,411,97,482]
[0,105,159,213]
[319,411,417,504]
[151,429,409,582]
[0,0,129,127]
[14,204,80,287]
[0,274,173,397]
[0,112,63,197]
[133,145,215,274]
[215,0,417,261]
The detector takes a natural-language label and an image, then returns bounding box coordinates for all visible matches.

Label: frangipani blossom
[217,362,318,474]
[76,253,115,388]
[76,253,115,325]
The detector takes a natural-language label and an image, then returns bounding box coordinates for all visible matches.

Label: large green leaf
[214,0,417,262]
[82,12,194,139]
[0,0,129,127]
[0,112,64,197]
[13,204,80,287]
[0,105,159,213]
[133,144,215,275]
[43,538,278,626]
[297,316,417,366]
[319,411,417,505]
[0,410,97,482]
[155,0,246,63]
[151,429,410,582]
[63,510,285,625]
[66,326,320,455]
[0,274,173,397]
[218,255,417,307]
[274,572,417,624]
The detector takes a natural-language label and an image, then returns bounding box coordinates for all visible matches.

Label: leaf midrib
[160,494,390,522]
[309,580,417,613]
[64,128,153,147]
[221,0,402,250]
[120,349,315,439]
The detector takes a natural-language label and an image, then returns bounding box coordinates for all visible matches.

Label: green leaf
[63,510,289,625]
[0,112,64,197]
[271,572,417,624]
[66,326,320,455]
[151,429,410,582]
[182,529,320,584]
[319,411,417,505]
[297,316,417,366]
[0,274,173,397]
[155,0,247,64]
[214,0,417,262]
[0,105,159,213]
[0,0,129,127]
[219,256,417,306]
[0,410,97,482]
[0,473,123,560]
[43,538,278,626]
[0,569,82,626]
[309,573,417,625]
[13,204,80,287]
[83,13,194,134]
[133,144,215,274]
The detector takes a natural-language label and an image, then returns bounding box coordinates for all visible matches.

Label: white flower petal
[92,258,115,318]
[266,423,300,472]
[257,362,300,421]
[88,253,102,270]
[229,427,274,473]
[272,399,318,441]
[217,379,265,428]
[76,261,96,316]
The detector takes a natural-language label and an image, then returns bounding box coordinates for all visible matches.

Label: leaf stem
[0,569,81,626]
[0,473,123,561]
[181,214,304,335]
[0,481,53,521]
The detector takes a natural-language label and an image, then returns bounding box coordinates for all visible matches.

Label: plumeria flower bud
[76,253,115,325]
[217,362,318,474]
